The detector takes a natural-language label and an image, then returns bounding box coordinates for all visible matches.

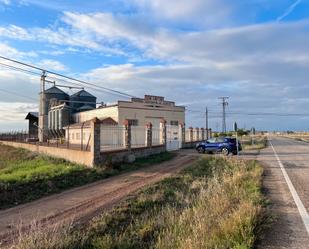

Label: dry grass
[241,136,267,151]
[4,220,84,249]
[156,159,263,249]
[7,157,264,249]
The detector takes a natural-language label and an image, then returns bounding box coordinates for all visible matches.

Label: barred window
[128,119,138,126]
[170,120,179,126]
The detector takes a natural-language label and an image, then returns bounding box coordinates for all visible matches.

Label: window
[128,119,138,126]
[216,137,224,143]
[207,138,216,143]
[76,133,80,140]
[170,120,179,126]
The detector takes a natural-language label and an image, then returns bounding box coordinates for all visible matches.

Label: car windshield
[207,138,216,143]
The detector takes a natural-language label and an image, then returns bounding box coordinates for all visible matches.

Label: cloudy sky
[0,0,309,131]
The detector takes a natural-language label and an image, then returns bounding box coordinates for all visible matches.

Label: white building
[64,95,185,150]
[73,95,185,127]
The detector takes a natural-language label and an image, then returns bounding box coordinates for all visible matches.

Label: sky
[0,0,309,132]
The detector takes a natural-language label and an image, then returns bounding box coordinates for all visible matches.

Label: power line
[0,59,135,99]
[186,108,309,117]
[0,55,136,98]
[0,62,41,77]
[0,88,37,102]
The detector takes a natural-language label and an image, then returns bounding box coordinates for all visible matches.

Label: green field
[14,156,265,249]
[0,144,175,209]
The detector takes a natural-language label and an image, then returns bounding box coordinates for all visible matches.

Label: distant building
[25,112,38,138]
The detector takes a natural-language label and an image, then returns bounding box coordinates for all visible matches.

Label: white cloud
[0,0,10,5]
[0,4,309,130]
[0,43,37,59]
[134,0,233,27]
[39,59,68,71]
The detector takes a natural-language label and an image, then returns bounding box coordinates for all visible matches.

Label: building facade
[73,95,185,127]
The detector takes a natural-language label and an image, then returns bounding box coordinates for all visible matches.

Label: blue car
[196,137,241,155]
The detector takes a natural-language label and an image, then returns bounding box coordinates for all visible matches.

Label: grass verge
[0,144,175,210]
[11,156,265,249]
[242,136,268,151]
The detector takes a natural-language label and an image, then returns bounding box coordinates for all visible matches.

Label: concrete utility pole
[39,71,47,142]
[206,107,209,139]
[219,97,229,134]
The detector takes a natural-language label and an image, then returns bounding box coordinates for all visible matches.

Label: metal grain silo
[70,90,96,113]
[39,86,70,140]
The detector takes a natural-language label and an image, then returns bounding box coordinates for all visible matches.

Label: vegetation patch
[12,156,265,249]
[241,136,267,151]
[0,144,175,209]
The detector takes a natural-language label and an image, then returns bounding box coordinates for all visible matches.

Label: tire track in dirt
[0,154,196,245]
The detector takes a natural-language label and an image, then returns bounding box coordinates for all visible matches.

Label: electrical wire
[0,55,136,98]
[2,56,309,118]
[0,88,37,102]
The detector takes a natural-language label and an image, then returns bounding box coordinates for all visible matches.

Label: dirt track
[0,153,196,245]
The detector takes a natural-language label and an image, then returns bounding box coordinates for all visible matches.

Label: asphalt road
[257,136,309,249]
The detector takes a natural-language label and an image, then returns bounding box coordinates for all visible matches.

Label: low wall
[99,145,166,164]
[0,141,94,167]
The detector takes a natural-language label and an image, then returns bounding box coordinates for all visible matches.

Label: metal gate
[166,125,182,151]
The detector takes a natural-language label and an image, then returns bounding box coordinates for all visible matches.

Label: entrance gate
[166,125,182,151]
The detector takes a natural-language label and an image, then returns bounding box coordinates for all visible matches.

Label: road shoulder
[256,142,309,249]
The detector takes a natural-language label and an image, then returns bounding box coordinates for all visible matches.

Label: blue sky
[0,0,309,131]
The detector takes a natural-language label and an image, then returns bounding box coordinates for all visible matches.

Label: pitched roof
[71,90,96,98]
[63,117,117,129]
[45,86,69,95]
[25,112,38,119]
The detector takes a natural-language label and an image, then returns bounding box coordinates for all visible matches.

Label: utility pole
[218,97,229,134]
[206,107,209,139]
[39,70,47,142]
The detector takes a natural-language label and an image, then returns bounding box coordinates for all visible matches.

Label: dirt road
[257,136,309,249]
[0,153,196,244]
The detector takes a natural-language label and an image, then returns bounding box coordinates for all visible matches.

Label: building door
[166,125,181,151]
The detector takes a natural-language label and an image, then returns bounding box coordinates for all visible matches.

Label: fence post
[160,119,167,149]
[91,118,101,166]
[67,124,70,149]
[146,122,152,147]
[189,127,193,142]
[180,123,186,148]
[124,119,131,151]
[195,127,200,141]
[201,128,205,141]
[81,122,84,151]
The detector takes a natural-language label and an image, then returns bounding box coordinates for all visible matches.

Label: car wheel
[221,147,229,156]
[197,147,205,154]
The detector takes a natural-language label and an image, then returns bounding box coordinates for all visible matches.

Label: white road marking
[269,139,309,235]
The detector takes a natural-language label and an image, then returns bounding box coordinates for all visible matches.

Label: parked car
[196,137,242,155]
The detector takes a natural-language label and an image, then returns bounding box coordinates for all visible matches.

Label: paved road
[0,153,195,245]
[257,136,309,249]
